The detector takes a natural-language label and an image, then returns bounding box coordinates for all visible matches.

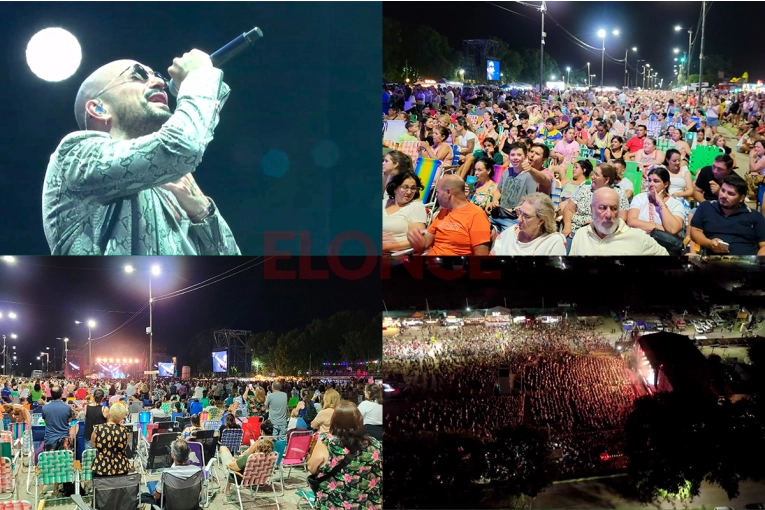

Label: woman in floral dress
[308,401,382,510]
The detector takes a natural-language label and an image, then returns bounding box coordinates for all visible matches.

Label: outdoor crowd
[384,321,633,476]
[6,375,382,509]
[383,84,765,256]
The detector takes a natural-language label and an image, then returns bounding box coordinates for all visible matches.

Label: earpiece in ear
[95,105,106,115]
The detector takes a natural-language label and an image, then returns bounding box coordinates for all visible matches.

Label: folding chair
[189,431,217,470]
[219,429,244,458]
[295,488,315,509]
[414,156,442,204]
[25,426,45,496]
[71,472,143,510]
[187,442,219,508]
[158,470,204,510]
[0,501,33,510]
[143,433,177,474]
[202,421,219,432]
[271,440,288,496]
[281,430,312,480]
[34,449,75,508]
[228,452,279,510]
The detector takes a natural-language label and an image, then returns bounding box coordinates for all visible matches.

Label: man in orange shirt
[407,175,491,255]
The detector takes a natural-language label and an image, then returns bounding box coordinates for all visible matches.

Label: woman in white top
[663,149,694,200]
[627,166,685,235]
[357,384,383,427]
[492,192,567,255]
[383,170,427,254]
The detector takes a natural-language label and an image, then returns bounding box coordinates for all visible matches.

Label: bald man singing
[43,50,240,255]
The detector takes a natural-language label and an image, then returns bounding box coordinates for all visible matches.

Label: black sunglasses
[92,63,168,101]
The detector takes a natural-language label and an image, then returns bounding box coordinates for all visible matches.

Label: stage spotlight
[26,28,82,82]
[122,358,127,363]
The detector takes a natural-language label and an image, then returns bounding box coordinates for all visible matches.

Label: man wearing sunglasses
[43,49,240,255]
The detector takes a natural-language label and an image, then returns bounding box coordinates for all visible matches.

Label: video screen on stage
[68,361,82,377]
[486,59,500,81]
[212,351,228,373]
[158,362,175,377]
[94,362,131,379]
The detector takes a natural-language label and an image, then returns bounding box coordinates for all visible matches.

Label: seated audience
[492,193,566,255]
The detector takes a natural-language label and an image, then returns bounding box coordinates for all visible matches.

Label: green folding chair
[35,450,75,508]
[288,397,298,408]
[200,398,210,408]
[80,448,96,483]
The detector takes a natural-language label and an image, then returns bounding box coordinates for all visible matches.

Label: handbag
[648,200,684,255]
[306,452,355,493]
[490,206,518,220]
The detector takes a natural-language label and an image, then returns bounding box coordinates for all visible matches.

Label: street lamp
[75,319,96,374]
[675,24,693,93]
[597,28,619,88]
[56,337,69,376]
[125,264,161,383]
[566,66,570,85]
[40,352,50,373]
[587,62,591,87]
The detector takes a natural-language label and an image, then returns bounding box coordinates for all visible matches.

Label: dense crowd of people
[384,321,637,478]
[383,85,765,256]
[6,374,382,508]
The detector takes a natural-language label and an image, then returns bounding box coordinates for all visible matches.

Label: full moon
[26,28,82,82]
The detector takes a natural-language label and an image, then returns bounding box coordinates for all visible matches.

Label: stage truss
[213,329,251,376]
[463,39,499,82]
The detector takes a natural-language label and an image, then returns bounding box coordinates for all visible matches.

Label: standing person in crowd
[92,404,131,477]
[292,389,319,430]
[42,386,74,451]
[84,388,109,449]
[746,139,765,202]
[264,382,288,439]
[245,385,268,420]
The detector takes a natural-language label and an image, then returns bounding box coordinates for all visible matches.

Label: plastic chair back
[187,441,205,468]
[282,431,313,466]
[220,428,244,454]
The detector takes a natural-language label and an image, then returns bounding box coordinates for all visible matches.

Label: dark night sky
[383,258,765,312]
[384,1,760,87]
[0,2,381,256]
[0,257,380,374]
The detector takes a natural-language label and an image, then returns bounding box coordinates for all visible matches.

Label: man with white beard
[570,187,668,255]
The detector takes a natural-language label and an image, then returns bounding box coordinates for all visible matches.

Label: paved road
[532,477,765,509]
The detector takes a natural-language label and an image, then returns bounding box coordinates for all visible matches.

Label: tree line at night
[183,311,382,377]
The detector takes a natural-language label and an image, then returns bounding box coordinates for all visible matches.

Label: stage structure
[213,329,251,376]
[463,39,499,82]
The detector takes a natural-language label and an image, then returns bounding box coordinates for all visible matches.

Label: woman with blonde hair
[492,193,567,256]
[245,385,268,419]
[311,388,340,434]
[91,404,131,477]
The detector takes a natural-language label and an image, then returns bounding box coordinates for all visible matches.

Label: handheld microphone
[167,26,264,97]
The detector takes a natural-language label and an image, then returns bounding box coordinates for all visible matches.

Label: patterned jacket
[43,67,240,255]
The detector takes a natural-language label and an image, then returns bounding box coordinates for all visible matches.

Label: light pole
[75,320,96,373]
[566,67,570,86]
[598,28,619,88]
[675,25,694,93]
[587,62,591,87]
[125,264,161,380]
[56,337,69,377]
[624,47,637,88]
[0,311,18,376]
